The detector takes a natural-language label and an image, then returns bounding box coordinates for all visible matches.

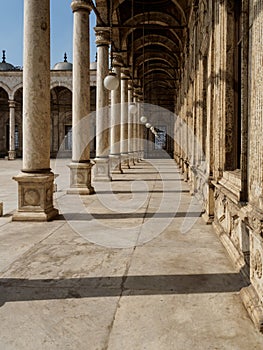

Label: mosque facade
[0,52,98,159]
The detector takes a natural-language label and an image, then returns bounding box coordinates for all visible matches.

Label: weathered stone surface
[1,160,263,349]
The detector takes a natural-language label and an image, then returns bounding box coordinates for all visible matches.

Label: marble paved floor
[0,158,263,349]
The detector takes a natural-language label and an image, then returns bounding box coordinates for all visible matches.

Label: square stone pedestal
[133,151,139,163]
[121,153,130,168]
[109,154,123,174]
[240,284,263,332]
[93,158,112,182]
[67,162,95,194]
[202,179,215,224]
[130,152,137,166]
[8,150,16,160]
[12,172,59,221]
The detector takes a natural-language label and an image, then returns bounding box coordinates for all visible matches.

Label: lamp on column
[104,0,119,91]
[140,115,147,124]
[104,70,119,90]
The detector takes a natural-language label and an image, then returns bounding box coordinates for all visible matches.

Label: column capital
[128,80,133,90]
[121,68,130,80]
[71,0,92,13]
[134,87,142,98]
[112,53,123,67]
[95,27,110,46]
[8,100,16,108]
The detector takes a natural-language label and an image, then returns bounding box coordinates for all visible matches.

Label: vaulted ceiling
[95,0,193,111]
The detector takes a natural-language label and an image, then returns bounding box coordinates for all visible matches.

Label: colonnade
[11,0,143,221]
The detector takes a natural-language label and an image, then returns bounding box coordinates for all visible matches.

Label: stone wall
[175,0,263,331]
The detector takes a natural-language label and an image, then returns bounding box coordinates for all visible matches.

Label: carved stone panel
[250,231,263,299]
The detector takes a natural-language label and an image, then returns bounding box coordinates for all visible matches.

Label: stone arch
[13,87,23,156]
[50,86,72,157]
[113,0,187,25]
[135,51,179,85]
[0,83,11,99]
[11,83,23,100]
[120,12,183,50]
[0,87,10,157]
[50,81,72,92]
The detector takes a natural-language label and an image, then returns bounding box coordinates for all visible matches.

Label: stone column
[8,100,16,160]
[128,83,134,166]
[109,53,122,174]
[136,98,143,160]
[120,69,129,168]
[139,120,144,160]
[139,102,144,160]
[13,0,58,221]
[67,0,94,195]
[132,96,139,163]
[93,27,111,181]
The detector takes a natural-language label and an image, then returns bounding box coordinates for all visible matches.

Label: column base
[139,151,144,160]
[183,161,189,181]
[240,284,263,333]
[179,157,184,170]
[12,172,59,222]
[109,154,123,174]
[67,162,95,195]
[133,151,140,163]
[201,212,214,224]
[128,152,135,167]
[202,179,215,225]
[121,153,130,168]
[93,158,112,182]
[8,150,16,160]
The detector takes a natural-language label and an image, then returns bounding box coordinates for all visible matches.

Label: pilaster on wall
[203,0,215,224]
[213,0,226,181]
[240,0,263,332]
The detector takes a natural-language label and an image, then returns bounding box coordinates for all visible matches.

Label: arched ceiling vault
[94,0,193,110]
[136,53,178,71]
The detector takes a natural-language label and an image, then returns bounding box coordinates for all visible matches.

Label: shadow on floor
[96,190,190,195]
[114,178,184,182]
[0,273,247,305]
[55,211,202,221]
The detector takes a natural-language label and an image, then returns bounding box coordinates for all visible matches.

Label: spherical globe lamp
[145,122,151,128]
[140,115,147,124]
[129,102,137,114]
[104,72,119,90]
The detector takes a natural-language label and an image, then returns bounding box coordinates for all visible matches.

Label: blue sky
[0,0,97,68]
